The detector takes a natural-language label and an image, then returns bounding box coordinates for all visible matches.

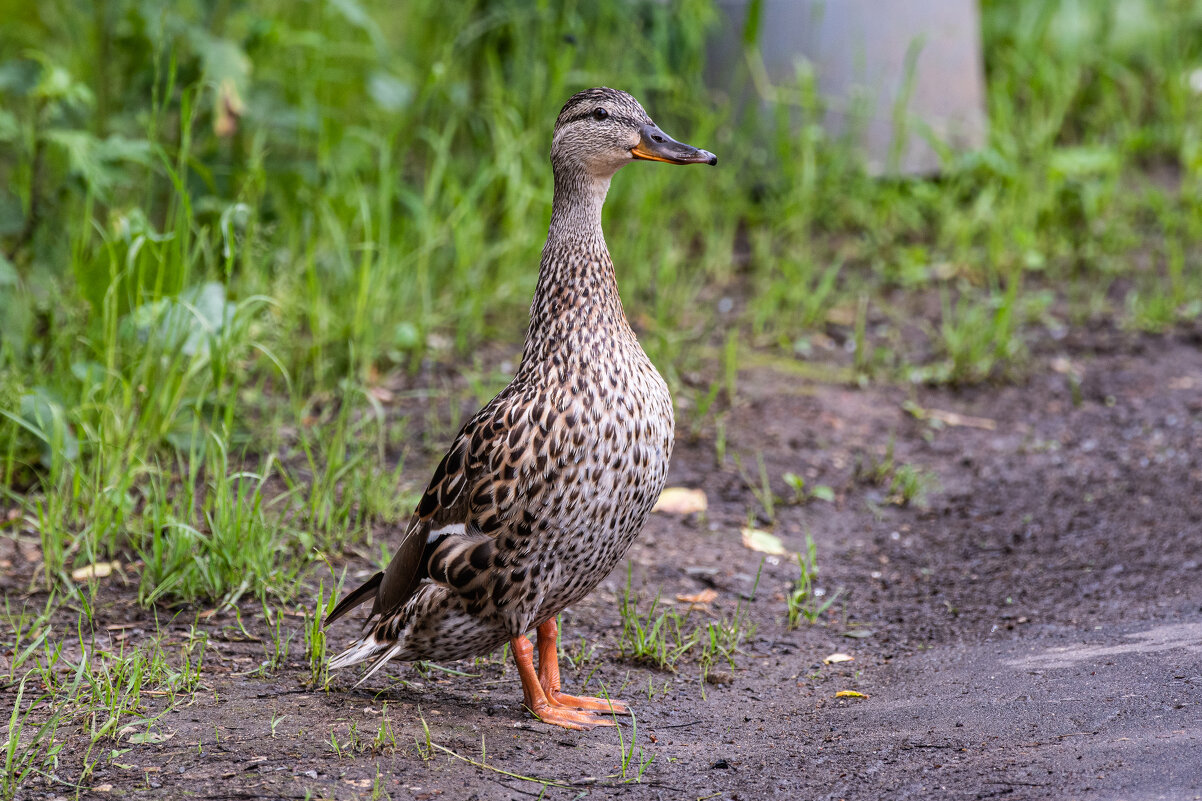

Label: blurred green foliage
[1,0,1200,601]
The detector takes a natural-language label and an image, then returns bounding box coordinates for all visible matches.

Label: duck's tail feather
[324,571,383,628]
[355,643,405,687]
[328,633,405,687]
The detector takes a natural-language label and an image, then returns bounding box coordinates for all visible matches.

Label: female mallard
[324,87,716,730]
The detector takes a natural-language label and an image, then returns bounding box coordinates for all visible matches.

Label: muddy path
[6,332,1202,800]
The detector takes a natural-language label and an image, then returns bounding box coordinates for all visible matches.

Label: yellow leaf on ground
[740,527,788,555]
[71,561,118,581]
[823,653,855,664]
[652,487,708,515]
[926,408,996,430]
[676,589,718,606]
[835,690,869,699]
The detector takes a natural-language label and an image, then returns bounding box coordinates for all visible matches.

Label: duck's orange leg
[535,619,630,715]
[510,635,613,730]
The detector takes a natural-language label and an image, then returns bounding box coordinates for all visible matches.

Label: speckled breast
[533,344,674,617]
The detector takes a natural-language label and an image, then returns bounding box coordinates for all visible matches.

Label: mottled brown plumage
[325,87,716,729]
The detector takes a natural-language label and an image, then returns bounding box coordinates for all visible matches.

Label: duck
[323,87,716,730]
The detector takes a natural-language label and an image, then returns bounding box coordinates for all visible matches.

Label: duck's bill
[631,124,718,166]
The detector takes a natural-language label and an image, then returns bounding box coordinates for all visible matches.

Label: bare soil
[5,329,1202,801]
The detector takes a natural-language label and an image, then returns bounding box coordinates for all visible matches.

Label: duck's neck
[522,168,631,367]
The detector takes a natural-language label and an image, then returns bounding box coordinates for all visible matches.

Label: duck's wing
[323,423,474,628]
[324,383,550,628]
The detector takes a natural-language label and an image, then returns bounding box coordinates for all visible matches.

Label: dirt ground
[6,329,1202,801]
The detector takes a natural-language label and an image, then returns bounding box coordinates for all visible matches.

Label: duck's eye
[592,107,609,121]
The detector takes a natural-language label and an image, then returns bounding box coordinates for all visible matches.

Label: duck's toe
[547,691,630,716]
[527,701,619,730]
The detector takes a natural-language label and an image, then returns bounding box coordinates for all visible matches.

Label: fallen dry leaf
[741,527,789,556]
[652,487,708,515]
[823,653,855,664]
[676,589,718,606]
[835,690,869,699]
[1050,356,1083,378]
[925,408,996,430]
[368,385,394,403]
[71,561,118,581]
[125,730,175,744]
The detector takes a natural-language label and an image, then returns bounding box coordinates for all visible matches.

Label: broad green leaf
[18,388,79,465]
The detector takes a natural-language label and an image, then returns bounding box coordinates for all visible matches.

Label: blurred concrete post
[706,0,988,175]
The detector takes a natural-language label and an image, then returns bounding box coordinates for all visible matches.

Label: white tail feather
[329,636,386,671]
[355,643,404,687]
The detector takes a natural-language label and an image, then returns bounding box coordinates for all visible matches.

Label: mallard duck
[324,87,716,730]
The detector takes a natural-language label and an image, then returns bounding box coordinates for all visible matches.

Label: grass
[615,564,759,688]
[305,580,336,690]
[855,438,940,508]
[613,709,655,783]
[3,677,64,801]
[0,611,209,797]
[615,571,698,672]
[1,0,1199,605]
[786,533,840,628]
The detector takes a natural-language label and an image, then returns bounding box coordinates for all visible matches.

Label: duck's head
[550,87,717,180]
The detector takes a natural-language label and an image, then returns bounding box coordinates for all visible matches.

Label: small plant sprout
[306,581,336,689]
[699,563,761,688]
[616,569,698,671]
[782,472,836,505]
[372,704,397,754]
[733,452,776,523]
[414,711,434,761]
[887,463,939,508]
[786,533,842,628]
[613,707,655,784]
[855,438,938,508]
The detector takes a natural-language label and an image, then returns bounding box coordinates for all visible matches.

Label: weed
[786,533,841,628]
[734,452,775,524]
[305,581,335,690]
[782,472,836,505]
[414,711,434,761]
[888,464,939,508]
[855,439,938,507]
[372,704,397,755]
[616,571,697,671]
[2,677,64,800]
[613,707,655,783]
[0,596,56,683]
[371,766,391,801]
[699,564,761,687]
[259,605,293,676]
[561,636,596,672]
[329,726,346,759]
